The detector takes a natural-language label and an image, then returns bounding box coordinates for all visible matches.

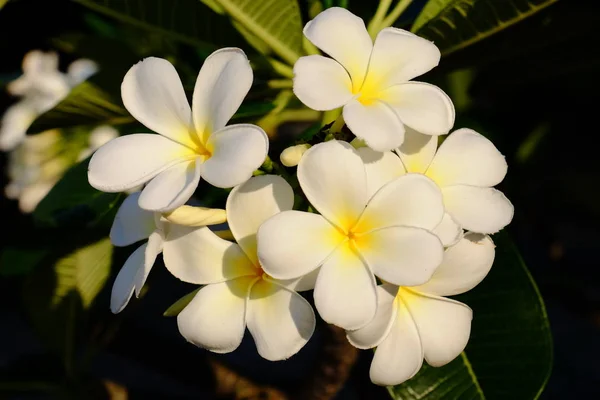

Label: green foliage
[0,246,51,276]
[388,232,553,400]
[163,288,201,317]
[0,0,8,10]
[412,0,559,55]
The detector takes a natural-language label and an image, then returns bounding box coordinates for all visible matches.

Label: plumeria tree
[0,0,563,398]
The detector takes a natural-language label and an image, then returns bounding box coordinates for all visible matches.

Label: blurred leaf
[388,232,553,400]
[0,0,9,10]
[0,246,51,276]
[232,101,276,120]
[27,82,131,134]
[203,0,304,64]
[163,288,201,317]
[33,158,123,229]
[412,0,559,56]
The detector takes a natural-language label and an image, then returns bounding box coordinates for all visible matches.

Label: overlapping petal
[343,99,405,152]
[357,147,405,197]
[396,126,437,173]
[134,230,164,297]
[110,242,146,314]
[432,212,463,247]
[347,284,397,349]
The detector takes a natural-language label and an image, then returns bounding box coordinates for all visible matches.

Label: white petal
[432,212,463,247]
[443,186,514,234]
[401,289,472,367]
[0,101,37,151]
[426,128,508,187]
[23,50,58,74]
[380,82,455,136]
[276,268,320,292]
[363,27,440,89]
[356,174,444,233]
[347,284,398,349]
[163,205,226,227]
[163,226,256,284]
[313,241,377,330]
[370,296,423,386]
[297,140,367,229]
[67,59,98,86]
[358,226,443,286]
[134,230,163,297]
[138,159,201,212]
[356,147,405,198]
[343,100,405,152]
[110,192,156,246]
[303,7,372,89]
[177,277,254,353]
[416,232,495,296]
[257,211,340,280]
[202,124,268,188]
[192,48,252,139]
[227,175,294,264]
[121,57,197,148]
[88,134,195,192]
[292,55,353,111]
[396,126,437,174]
[246,279,316,361]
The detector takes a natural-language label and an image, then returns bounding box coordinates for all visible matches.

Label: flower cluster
[89,8,513,386]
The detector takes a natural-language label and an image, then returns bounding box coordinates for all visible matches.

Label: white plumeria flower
[78,125,119,161]
[347,232,495,386]
[293,7,454,152]
[257,140,445,330]
[357,128,514,237]
[163,175,316,361]
[88,48,268,212]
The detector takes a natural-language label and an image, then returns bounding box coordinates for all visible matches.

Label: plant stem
[380,0,413,28]
[267,79,293,89]
[268,57,294,79]
[329,114,345,136]
[303,36,320,55]
[367,0,393,38]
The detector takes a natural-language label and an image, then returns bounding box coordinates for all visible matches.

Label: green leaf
[0,0,9,10]
[163,288,201,317]
[203,0,304,65]
[0,246,51,276]
[33,158,123,229]
[412,0,559,56]
[388,232,553,400]
[27,81,131,134]
[71,0,247,55]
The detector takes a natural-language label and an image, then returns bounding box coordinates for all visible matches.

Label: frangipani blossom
[293,7,454,152]
[347,232,496,386]
[257,140,445,330]
[88,48,268,212]
[109,192,227,313]
[163,175,316,361]
[358,128,514,237]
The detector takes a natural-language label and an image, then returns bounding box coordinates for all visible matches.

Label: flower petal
[369,296,423,386]
[163,205,227,227]
[67,59,98,86]
[356,147,405,198]
[363,27,440,89]
[298,140,368,229]
[358,226,443,286]
[0,101,38,151]
[347,284,398,349]
[402,289,472,367]
[258,211,340,280]
[303,7,372,89]
[343,99,405,152]
[88,134,195,192]
[416,233,495,296]
[163,226,256,284]
[202,124,268,188]
[313,241,377,330]
[121,57,196,148]
[380,82,454,136]
[292,55,353,111]
[356,174,444,233]
[276,268,320,292]
[246,279,316,361]
[177,277,254,353]
[432,212,463,247]
[134,230,163,297]
[396,126,437,174]
[138,159,201,212]
[110,192,156,246]
[192,48,252,140]
[443,186,514,233]
[426,128,508,187]
[227,175,294,265]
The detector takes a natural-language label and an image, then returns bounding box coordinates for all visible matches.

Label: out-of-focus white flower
[164,175,316,361]
[77,125,119,161]
[0,50,98,151]
[257,140,445,330]
[280,143,311,167]
[293,7,454,152]
[347,233,495,386]
[88,48,268,213]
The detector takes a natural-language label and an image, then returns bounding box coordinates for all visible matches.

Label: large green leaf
[203,0,304,65]
[0,0,9,10]
[388,232,553,400]
[412,0,559,56]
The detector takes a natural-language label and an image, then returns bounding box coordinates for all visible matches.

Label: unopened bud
[163,205,227,227]
[280,144,311,167]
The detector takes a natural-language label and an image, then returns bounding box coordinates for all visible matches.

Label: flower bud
[280,144,311,167]
[163,205,227,227]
